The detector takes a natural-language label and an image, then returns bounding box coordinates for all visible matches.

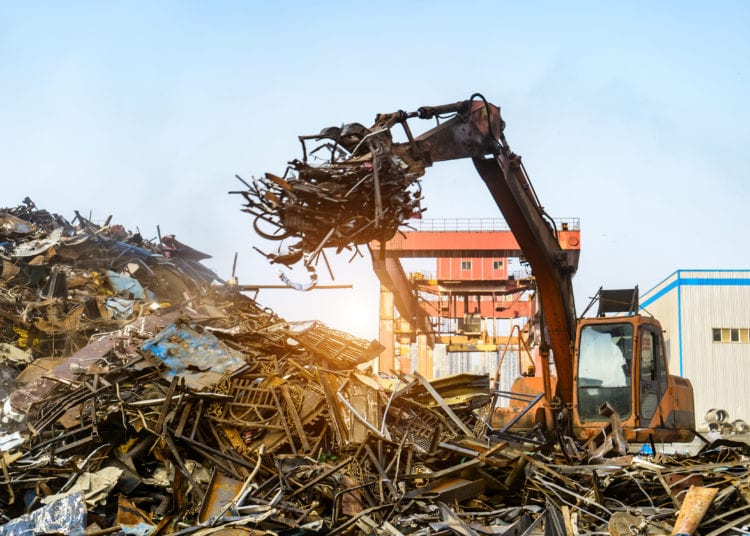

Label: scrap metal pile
[232,121,426,276]
[3,201,750,535]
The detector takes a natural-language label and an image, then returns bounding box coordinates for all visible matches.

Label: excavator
[245,94,695,446]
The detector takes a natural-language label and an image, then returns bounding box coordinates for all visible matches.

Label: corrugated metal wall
[641,270,750,428]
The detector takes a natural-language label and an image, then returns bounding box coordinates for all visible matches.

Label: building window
[461,260,472,270]
[712,327,750,343]
[493,260,504,270]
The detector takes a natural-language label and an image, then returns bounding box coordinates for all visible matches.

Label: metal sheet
[0,492,87,536]
[142,322,245,390]
[198,470,245,523]
[106,270,147,300]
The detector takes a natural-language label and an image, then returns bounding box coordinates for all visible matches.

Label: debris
[41,466,123,507]
[141,321,246,390]
[671,486,718,535]
[231,120,427,282]
[0,492,87,536]
[1,200,750,534]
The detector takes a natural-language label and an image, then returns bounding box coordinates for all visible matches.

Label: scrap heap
[1,200,750,535]
[233,122,426,277]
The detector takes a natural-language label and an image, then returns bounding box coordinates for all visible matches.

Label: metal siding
[643,270,750,426]
[641,271,679,308]
[682,282,750,423]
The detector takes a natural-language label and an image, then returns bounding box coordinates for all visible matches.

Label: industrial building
[640,270,750,429]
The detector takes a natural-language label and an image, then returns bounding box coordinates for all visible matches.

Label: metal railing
[401,217,580,232]
[411,269,532,282]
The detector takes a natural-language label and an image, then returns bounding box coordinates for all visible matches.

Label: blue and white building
[640,270,750,428]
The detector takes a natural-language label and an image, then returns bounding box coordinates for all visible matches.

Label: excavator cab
[575,319,633,422]
[490,288,694,446]
[572,314,695,443]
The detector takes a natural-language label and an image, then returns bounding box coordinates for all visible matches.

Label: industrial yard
[3,3,750,535]
[2,94,750,535]
[1,196,749,536]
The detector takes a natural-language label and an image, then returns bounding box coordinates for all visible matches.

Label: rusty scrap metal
[233,118,427,282]
[3,201,750,534]
[234,130,426,259]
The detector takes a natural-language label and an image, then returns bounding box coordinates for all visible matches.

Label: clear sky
[2,2,749,339]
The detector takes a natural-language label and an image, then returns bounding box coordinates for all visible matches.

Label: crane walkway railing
[401,217,579,233]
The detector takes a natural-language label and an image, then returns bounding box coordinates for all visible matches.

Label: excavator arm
[376,97,579,406]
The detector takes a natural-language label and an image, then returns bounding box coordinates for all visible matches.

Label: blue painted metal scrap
[106,270,148,300]
[141,321,245,389]
[0,492,86,536]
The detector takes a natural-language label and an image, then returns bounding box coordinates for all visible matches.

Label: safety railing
[402,217,580,232]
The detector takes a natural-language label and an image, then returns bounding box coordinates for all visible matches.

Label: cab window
[639,327,668,421]
[577,323,633,420]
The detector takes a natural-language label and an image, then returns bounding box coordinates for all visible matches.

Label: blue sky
[2,2,749,338]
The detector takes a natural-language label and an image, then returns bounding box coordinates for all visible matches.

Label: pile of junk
[2,199,750,536]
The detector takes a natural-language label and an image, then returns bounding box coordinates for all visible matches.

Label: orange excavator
[328,94,695,444]
[244,93,695,446]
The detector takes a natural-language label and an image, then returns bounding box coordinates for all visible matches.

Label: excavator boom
[379,98,578,406]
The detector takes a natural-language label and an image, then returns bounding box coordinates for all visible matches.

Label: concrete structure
[640,270,750,428]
